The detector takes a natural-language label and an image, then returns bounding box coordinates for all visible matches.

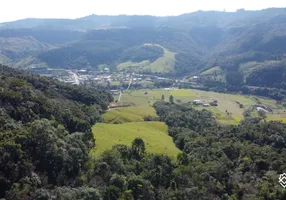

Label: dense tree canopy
[0,65,113,199]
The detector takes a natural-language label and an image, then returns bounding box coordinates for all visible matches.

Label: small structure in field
[203,103,210,107]
[256,107,268,113]
[144,91,148,95]
[193,100,202,105]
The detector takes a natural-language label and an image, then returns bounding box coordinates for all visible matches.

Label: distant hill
[1,8,286,86]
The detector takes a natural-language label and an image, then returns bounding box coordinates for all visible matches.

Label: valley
[2,8,286,199]
[115,89,286,125]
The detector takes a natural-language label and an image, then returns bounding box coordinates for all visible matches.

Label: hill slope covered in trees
[1,65,286,199]
[0,9,286,87]
[0,65,113,199]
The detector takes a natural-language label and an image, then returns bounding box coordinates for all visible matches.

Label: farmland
[119,89,286,124]
[103,106,157,123]
[91,121,181,160]
[116,44,176,73]
[92,105,180,159]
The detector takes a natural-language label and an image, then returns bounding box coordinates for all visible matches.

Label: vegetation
[120,89,286,124]
[103,106,158,124]
[91,121,180,159]
[0,65,112,199]
[1,9,286,93]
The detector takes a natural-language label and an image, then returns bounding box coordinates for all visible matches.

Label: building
[257,107,268,113]
[104,68,110,73]
[193,100,202,105]
[203,104,210,107]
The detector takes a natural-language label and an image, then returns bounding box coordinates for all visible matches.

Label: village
[28,66,198,91]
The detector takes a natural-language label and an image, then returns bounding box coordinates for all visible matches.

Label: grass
[111,81,121,86]
[117,60,151,71]
[116,44,176,73]
[103,106,157,123]
[120,89,283,124]
[200,66,225,81]
[143,44,176,73]
[91,122,181,160]
[266,118,286,123]
[201,66,223,76]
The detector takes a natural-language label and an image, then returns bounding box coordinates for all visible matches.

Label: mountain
[0,8,286,85]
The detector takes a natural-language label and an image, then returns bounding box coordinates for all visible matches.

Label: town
[28,66,201,91]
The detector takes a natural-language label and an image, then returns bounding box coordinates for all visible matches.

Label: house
[203,104,210,107]
[193,100,202,105]
[104,68,110,73]
[256,107,268,113]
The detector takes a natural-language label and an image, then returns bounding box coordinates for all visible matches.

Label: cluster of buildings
[192,99,218,107]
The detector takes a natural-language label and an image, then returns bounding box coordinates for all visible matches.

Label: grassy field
[200,66,225,81]
[120,89,285,124]
[116,44,176,73]
[91,121,181,160]
[117,60,151,71]
[143,44,176,73]
[103,106,157,123]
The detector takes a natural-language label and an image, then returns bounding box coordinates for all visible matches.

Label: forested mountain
[0,8,286,86]
[0,65,113,199]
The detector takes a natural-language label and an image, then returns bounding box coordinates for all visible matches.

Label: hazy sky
[0,0,285,22]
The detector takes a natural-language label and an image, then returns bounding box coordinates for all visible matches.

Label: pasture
[103,106,157,123]
[119,89,285,124]
[116,44,176,73]
[91,122,181,160]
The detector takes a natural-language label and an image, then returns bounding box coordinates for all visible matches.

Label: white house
[193,100,202,105]
[257,107,268,113]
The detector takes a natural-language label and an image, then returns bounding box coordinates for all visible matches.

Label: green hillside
[91,121,181,160]
[103,106,157,123]
[0,65,113,199]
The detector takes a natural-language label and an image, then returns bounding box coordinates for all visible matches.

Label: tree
[258,110,267,119]
[169,95,174,104]
[132,138,146,159]
[161,94,165,101]
[225,71,244,87]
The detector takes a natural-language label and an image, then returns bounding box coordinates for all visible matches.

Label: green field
[120,89,285,124]
[117,60,151,71]
[143,44,176,73]
[116,44,176,73]
[200,66,225,81]
[103,106,157,123]
[91,121,181,160]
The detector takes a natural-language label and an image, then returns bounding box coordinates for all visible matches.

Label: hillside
[0,9,286,88]
[1,64,286,199]
[0,64,113,199]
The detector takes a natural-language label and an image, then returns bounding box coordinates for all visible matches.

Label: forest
[0,65,113,199]
[1,65,286,199]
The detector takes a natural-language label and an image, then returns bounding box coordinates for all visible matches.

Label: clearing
[116,44,176,73]
[119,89,285,124]
[103,106,157,123]
[91,121,181,160]
[92,105,181,159]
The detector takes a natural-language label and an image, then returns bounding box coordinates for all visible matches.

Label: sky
[0,0,285,23]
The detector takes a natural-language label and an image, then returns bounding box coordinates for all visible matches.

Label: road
[126,75,133,91]
[118,91,122,102]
